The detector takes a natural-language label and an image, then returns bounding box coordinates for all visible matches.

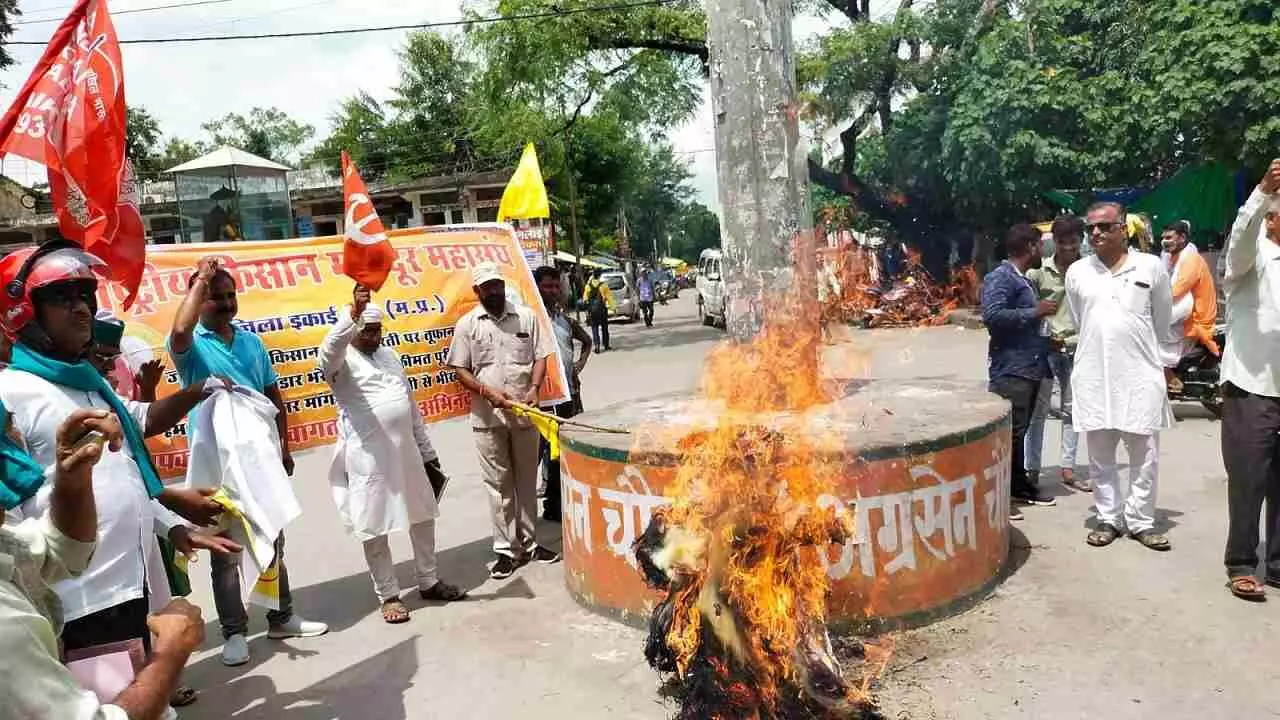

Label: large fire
[634,296,888,719]
[820,243,979,329]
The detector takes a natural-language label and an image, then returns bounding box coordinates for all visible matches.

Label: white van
[696,249,726,328]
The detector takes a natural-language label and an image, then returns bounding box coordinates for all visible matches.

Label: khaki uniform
[447,302,555,557]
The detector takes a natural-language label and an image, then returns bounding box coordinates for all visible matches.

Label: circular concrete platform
[558,378,1012,633]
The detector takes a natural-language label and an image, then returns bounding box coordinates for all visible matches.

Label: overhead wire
[8,0,684,45]
[13,0,234,25]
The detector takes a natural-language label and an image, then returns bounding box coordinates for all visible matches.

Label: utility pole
[706,0,814,340]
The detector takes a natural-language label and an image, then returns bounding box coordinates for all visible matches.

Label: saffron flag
[0,0,146,309]
[341,151,395,291]
[497,143,550,222]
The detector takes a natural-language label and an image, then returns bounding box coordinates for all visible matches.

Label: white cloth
[361,520,438,602]
[1066,252,1175,435]
[320,309,439,541]
[1087,429,1159,533]
[1221,188,1280,397]
[0,369,182,621]
[0,516,129,720]
[185,383,300,591]
[360,306,384,324]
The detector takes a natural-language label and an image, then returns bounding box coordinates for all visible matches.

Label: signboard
[96,224,571,479]
[512,221,553,267]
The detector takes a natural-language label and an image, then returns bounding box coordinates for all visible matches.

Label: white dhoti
[1159,292,1195,367]
[1087,430,1159,533]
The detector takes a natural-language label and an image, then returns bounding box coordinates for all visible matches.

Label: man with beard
[1068,202,1175,551]
[1158,220,1219,392]
[0,243,237,712]
[168,257,327,667]
[533,266,591,522]
[320,285,465,624]
[981,223,1058,521]
[1026,217,1086,492]
[448,262,560,579]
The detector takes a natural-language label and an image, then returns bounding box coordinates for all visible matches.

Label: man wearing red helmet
[0,242,238,680]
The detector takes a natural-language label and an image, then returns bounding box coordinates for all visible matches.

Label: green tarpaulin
[1131,162,1237,247]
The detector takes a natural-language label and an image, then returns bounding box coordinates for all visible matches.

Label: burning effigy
[631,299,888,719]
[820,243,980,328]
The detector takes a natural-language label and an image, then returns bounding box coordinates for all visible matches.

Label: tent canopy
[166,146,293,175]
[552,251,609,269]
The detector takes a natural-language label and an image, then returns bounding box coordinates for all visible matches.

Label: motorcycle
[655,279,678,304]
[1168,324,1226,418]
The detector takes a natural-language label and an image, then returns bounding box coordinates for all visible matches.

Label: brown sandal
[1087,523,1121,547]
[1227,576,1266,602]
[171,686,198,707]
[380,599,411,624]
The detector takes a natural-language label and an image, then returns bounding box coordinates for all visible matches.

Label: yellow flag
[497,143,550,222]
[511,405,561,460]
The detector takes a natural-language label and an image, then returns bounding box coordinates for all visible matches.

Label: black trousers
[61,596,151,656]
[540,396,582,522]
[589,319,610,350]
[640,301,655,326]
[1222,383,1280,580]
[989,375,1041,497]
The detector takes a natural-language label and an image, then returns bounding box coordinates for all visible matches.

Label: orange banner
[96,225,571,479]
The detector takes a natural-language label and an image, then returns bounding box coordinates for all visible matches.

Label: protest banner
[97,224,571,479]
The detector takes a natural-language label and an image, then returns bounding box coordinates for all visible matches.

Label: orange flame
[643,294,877,717]
[819,243,978,329]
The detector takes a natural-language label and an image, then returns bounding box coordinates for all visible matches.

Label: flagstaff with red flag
[0,0,146,309]
[340,151,395,291]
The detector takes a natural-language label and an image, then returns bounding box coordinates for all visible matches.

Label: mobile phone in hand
[71,430,107,455]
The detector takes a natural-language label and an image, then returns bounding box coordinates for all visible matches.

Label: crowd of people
[981,159,1280,601]
[0,243,593,717]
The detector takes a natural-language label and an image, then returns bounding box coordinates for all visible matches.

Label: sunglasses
[1085,221,1124,234]
[33,282,96,308]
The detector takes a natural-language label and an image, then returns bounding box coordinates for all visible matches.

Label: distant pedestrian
[637,271,656,327]
[981,224,1058,521]
[1220,159,1280,601]
[1068,202,1174,552]
[583,270,613,352]
[448,262,561,579]
[1026,217,1085,492]
[534,266,592,522]
[320,285,466,623]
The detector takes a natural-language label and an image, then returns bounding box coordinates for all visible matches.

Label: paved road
[176,296,1278,719]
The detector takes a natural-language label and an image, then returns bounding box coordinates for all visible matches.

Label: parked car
[601,270,641,322]
[696,249,726,328]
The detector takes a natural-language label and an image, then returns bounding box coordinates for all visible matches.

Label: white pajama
[1087,430,1159,533]
[361,520,439,602]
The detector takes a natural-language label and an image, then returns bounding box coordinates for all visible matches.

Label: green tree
[125,106,162,173]
[306,92,396,178]
[200,107,315,165]
[153,138,207,172]
[670,201,721,263]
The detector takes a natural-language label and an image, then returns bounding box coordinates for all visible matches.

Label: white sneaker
[221,634,250,666]
[266,615,329,639]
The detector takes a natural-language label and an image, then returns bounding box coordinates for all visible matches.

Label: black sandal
[1087,523,1121,547]
[419,581,468,602]
[171,686,198,707]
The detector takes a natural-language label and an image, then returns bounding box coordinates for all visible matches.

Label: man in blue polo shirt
[168,256,328,667]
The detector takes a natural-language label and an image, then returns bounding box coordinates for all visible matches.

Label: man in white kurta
[319,290,465,622]
[1067,202,1175,551]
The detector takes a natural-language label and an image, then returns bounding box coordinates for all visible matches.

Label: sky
[0,0,893,210]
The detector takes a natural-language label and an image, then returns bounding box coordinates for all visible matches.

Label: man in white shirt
[1220,159,1280,601]
[320,285,465,624]
[1067,202,1175,551]
[0,243,237,668]
[533,266,591,522]
[1,408,208,720]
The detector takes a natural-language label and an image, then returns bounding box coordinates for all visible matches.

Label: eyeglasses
[90,348,121,364]
[1085,221,1124,234]
[33,282,95,307]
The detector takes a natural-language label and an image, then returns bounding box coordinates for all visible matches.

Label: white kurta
[1066,252,1175,435]
[0,369,183,620]
[320,310,439,541]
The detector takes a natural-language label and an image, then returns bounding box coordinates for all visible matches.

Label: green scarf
[0,400,47,510]
[9,343,164,498]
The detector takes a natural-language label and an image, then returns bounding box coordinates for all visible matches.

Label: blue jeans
[1025,350,1079,475]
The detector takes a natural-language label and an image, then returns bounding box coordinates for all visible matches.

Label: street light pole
[706,0,814,340]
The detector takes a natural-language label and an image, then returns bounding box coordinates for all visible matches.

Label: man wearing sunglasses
[1067,202,1175,552]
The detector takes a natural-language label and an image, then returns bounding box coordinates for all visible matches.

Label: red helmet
[0,240,109,339]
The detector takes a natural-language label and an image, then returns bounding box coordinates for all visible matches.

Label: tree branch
[589,36,708,64]
[555,60,634,136]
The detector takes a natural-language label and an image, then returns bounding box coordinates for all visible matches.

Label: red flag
[0,0,145,309]
[341,151,395,291]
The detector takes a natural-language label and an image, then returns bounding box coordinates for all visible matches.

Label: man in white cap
[319,285,466,622]
[448,262,560,580]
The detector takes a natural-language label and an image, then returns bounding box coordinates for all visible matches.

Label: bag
[586,282,607,319]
